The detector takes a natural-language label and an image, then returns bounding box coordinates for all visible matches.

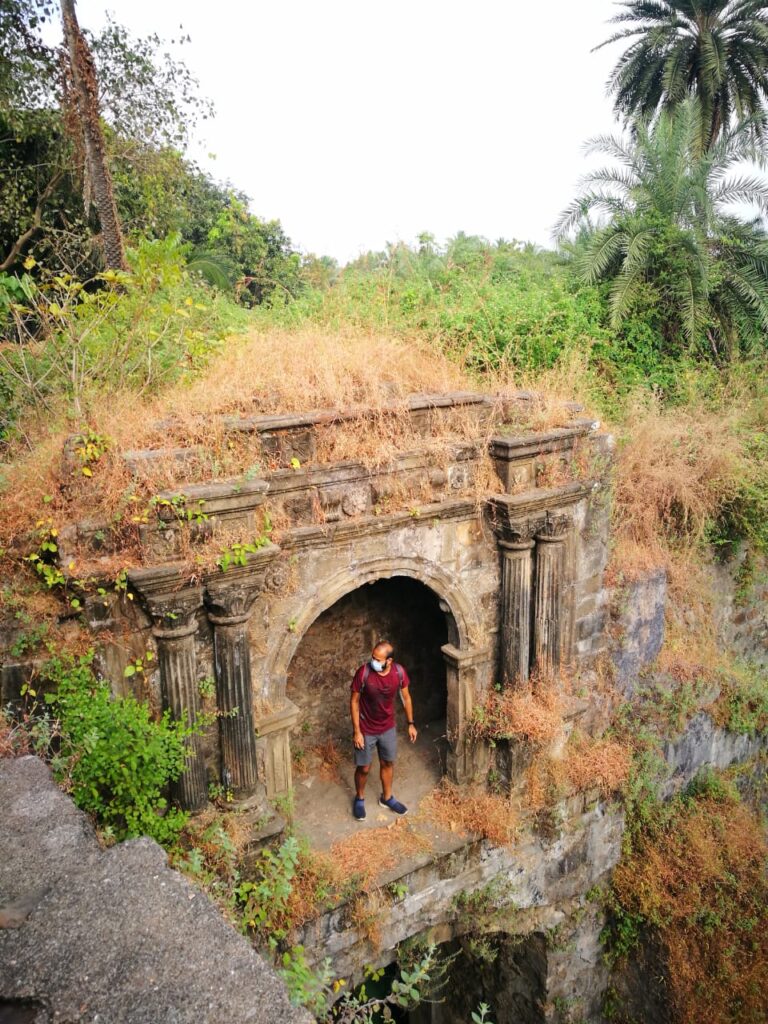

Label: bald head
[372,641,393,662]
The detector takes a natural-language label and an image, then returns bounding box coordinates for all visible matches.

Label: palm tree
[61,0,127,271]
[596,0,768,151]
[555,102,768,358]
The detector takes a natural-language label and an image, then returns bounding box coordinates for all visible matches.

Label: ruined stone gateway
[8,390,762,1023]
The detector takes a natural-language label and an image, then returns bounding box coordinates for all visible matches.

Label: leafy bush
[43,651,191,845]
[0,235,246,439]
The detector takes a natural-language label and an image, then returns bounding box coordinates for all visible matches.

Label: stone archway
[286,576,452,746]
[284,575,455,844]
[267,556,476,695]
[257,557,492,799]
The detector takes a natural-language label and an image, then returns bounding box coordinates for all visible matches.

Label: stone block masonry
[65,392,614,803]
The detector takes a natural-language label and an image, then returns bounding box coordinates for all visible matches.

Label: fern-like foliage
[556,102,768,358]
[595,0,768,151]
[186,249,239,291]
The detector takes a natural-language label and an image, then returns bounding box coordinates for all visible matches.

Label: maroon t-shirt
[351,662,410,735]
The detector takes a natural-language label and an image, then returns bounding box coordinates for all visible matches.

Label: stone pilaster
[533,512,571,676]
[498,523,536,686]
[204,584,261,799]
[442,643,493,785]
[490,499,537,687]
[145,589,208,812]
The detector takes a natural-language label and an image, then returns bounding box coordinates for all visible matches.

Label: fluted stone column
[490,500,537,687]
[146,589,208,812]
[498,523,536,686]
[533,513,571,676]
[205,584,261,799]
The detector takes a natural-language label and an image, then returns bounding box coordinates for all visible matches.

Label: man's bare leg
[380,759,394,801]
[355,764,370,798]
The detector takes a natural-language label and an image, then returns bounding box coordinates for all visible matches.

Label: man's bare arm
[350,691,364,748]
[401,688,418,743]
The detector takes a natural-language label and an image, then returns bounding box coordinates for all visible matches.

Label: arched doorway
[286,576,452,844]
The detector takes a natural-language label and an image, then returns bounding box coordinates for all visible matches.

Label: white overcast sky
[73,0,622,263]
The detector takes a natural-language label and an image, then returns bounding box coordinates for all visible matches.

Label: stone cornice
[279,499,479,552]
[222,391,493,435]
[488,481,594,527]
[152,478,268,520]
[489,424,594,464]
[128,542,281,598]
[264,441,481,498]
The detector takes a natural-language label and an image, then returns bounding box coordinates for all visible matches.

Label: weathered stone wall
[296,716,764,1022]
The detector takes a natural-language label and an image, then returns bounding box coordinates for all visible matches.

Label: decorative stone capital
[204,584,260,626]
[145,588,203,639]
[488,498,537,550]
[534,511,572,542]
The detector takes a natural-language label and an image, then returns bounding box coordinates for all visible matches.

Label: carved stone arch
[257,555,491,795]
[267,555,479,696]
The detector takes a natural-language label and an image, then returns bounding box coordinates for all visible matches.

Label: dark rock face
[611,569,667,695]
[0,757,310,1024]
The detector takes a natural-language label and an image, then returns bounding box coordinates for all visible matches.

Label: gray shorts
[354,727,397,767]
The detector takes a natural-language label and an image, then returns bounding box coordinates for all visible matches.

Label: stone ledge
[490,424,594,463]
[224,391,493,435]
[488,481,596,525]
[0,756,309,1024]
[280,499,479,551]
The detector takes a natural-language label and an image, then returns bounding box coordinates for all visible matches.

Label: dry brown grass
[330,818,432,887]
[563,736,631,798]
[612,794,768,1024]
[421,780,518,847]
[311,737,344,782]
[611,393,744,568]
[280,846,343,932]
[350,889,384,951]
[524,754,566,812]
[469,679,563,747]
[0,323,600,595]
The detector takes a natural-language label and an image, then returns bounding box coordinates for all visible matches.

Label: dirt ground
[292,718,448,851]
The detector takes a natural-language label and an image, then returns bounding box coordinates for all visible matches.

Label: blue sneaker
[379,795,408,815]
[353,797,366,820]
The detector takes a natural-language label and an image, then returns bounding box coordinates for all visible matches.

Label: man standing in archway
[350,641,418,820]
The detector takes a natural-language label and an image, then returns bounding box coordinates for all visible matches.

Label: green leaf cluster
[42,650,192,845]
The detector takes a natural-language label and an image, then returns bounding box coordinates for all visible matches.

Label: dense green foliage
[0,0,299,299]
[0,235,246,437]
[598,0,768,151]
[42,651,192,844]
[557,103,768,360]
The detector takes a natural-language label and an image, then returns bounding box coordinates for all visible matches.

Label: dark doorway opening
[407,932,548,1024]
[287,576,451,847]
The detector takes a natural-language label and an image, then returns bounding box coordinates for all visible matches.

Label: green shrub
[43,651,192,845]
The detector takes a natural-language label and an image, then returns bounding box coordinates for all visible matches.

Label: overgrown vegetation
[1,650,194,844]
[604,770,768,1024]
[2,2,768,1020]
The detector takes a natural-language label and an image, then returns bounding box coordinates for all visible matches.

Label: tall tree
[60,0,127,271]
[596,0,768,151]
[556,102,768,359]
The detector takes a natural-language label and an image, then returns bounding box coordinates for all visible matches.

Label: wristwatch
[407,720,415,726]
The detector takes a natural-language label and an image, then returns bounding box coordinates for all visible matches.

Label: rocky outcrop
[0,756,309,1024]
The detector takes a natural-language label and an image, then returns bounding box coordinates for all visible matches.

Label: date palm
[596,0,768,151]
[556,102,768,358]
